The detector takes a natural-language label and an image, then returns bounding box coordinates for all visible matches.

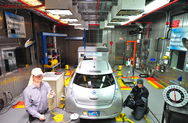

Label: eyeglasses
[34,75,43,78]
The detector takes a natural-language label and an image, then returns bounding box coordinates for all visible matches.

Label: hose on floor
[48,97,71,123]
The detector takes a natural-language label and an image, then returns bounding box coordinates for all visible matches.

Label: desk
[32,107,80,123]
[161,102,188,123]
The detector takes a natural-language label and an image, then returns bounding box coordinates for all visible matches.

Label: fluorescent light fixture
[59,21,68,24]
[144,0,170,13]
[22,0,42,6]
[47,13,60,20]
[69,23,82,26]
[46,10,73,15]
[60,18,78,22]
[74,26,85,30]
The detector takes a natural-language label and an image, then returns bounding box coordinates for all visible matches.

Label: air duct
[107,12,121,26]
[68,13,82,25]
[104,20,114,29]
[117,0,145,16]
[60,5,79,22]
[111,6,129,22]
[100,21,105,29]
[45,0,73,15]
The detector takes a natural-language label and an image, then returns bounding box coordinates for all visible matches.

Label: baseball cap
[137,79,143,84]
[31,68,43,76]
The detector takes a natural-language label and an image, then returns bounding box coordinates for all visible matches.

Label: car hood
[73,84,115,106]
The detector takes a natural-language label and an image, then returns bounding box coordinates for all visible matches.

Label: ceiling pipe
[96,0,100,24]
[124,0,179,25]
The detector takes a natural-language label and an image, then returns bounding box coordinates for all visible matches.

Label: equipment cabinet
[44,48,61,72]
[43,72,64,109]
[161,102,188,123]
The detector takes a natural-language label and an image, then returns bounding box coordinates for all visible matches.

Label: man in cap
[123,79,149,120]
[23,68,55,122]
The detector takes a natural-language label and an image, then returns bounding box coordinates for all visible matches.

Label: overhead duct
[117,0,145,16]
[60,5,79,22]
[104,20,114,29]
[100,21,105,29]
[84,21,89,30]
[45,0,73,15]
[107,11,122,26]
[111,6,129,22]
[68,13,82,25]
[74,20,85,30]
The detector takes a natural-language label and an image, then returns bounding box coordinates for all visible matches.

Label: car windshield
[73,73,115,88]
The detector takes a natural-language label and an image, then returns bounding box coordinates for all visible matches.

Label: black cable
[0,92,16,115]
[148,108,161,123]
[0,99,16,115]
[0,99,4,112]
[3,92,14,107]
[0,103,17,115]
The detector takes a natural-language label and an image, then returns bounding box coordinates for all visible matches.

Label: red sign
[172,20,180,28]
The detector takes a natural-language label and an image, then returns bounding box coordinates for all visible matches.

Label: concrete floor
[0,65,166,123]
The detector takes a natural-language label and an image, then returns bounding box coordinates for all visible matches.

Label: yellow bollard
[65,65,70,76]
[117,65,123,76]
[119,65,122,71]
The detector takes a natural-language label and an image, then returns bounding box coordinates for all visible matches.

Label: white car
[65,60,123,119]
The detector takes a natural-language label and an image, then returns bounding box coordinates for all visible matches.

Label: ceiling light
[47,13,60,20]
[74,27,85,30]
[22,0,42,6]
[46,10,73,15]
[69,23,82,26]
[61,18,78,22]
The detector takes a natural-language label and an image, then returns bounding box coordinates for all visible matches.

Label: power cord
[0,91,16,115]
[48,97,72,123]
[0,99,4,112]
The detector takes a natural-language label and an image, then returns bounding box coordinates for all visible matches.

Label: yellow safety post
[117,65,123,76]
[65,65,70,76]
[144,115,150,123]
[64,77,71,87]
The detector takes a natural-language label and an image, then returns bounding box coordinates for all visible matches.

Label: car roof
[76,60,112,74]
